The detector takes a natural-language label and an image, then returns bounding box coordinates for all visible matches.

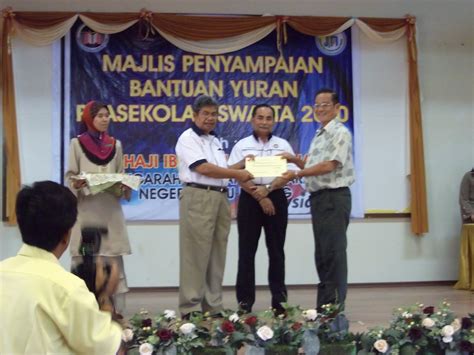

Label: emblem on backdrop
[315,32,347,56]
[76,24,109,53]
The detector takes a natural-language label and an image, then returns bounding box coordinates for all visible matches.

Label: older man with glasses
[283,88,355,311]
[175,95,253,318]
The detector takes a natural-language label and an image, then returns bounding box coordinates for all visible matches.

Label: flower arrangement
[203,311,248,353]
[242,304,305,354]
[174,317,207,354]
[126,309,248,354]
[301,303,356,355]
[126,309,180,354]
[359,301,474,355]
[124,302,473,355]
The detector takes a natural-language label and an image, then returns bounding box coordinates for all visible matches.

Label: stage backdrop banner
[66,21,355,220]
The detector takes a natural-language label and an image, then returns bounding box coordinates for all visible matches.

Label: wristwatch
[265,184,272,192]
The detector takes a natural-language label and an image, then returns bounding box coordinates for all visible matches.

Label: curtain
[0,9,428,234]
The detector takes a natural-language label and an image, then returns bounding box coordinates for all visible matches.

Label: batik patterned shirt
[304,118,355,192]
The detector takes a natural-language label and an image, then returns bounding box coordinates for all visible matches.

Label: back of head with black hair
[315,88,339,104]
[16,181,78,252]
[251,104,275,119]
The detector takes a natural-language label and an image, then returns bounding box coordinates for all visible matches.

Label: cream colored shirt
[304,118,355,192]
[66,138,131,257]
[0,244,122,354]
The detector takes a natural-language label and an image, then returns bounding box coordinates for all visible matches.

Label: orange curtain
[359,17,407,32]
[406,19,429,235]
[287,16,352,36]
[0,10,429,234]
[12,11,76,27]
[1,10,20,225]
[361,16,429,234]
[151,14,275,39]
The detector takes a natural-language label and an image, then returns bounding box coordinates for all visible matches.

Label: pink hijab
[77,101,116,164]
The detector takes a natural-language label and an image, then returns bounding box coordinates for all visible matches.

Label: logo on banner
[315,33,347,56]
[76,24,109,52]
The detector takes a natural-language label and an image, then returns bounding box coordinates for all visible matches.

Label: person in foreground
[175,95,253,317]
[283,88,355,311]
[0,181,122,354]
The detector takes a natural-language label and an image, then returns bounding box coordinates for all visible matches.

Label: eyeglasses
[199,109,218,117]
[313,103,334,109]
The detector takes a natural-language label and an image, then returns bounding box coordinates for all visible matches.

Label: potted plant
[358,302,474,355]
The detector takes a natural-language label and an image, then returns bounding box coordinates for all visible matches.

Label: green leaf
[359,334,375,350]
[384,329,402,339]
[399,344,417,355]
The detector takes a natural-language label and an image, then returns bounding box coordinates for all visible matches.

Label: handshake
[71,227,120,313]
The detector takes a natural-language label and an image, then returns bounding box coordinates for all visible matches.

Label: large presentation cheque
[245,156,287,178]
[71,173,141,195]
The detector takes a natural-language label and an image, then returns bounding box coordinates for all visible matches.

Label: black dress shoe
[181,311,202,320]
[181,312,191,320]
[209,311,224,319]
[273,307,287,318]
[238,302,252,314]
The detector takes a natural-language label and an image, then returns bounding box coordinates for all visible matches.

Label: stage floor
[123,284,473,332]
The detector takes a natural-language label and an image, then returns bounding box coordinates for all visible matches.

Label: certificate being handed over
[245,156,287,178]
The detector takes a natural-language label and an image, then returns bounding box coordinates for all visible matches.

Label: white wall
[1,0,473,289]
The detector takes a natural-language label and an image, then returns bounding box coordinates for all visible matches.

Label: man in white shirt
[175,95,252,317]
[284,88,355,311]
[0,181,122,354]
[228,104,299,315]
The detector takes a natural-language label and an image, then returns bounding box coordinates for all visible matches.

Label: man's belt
[310,186,349,197]
[185,182,228,193]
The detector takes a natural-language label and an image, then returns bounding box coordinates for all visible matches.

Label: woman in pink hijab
[66,101,131,314]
